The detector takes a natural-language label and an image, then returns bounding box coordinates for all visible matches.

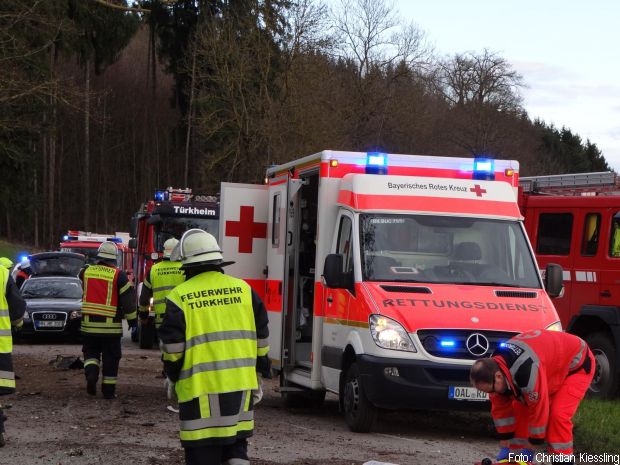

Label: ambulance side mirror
[128,238,137,249]
[323,254,345,289]
[545,263,564,298]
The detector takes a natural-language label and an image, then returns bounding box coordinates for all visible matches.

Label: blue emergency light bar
[107,237,123,244]
[19,255,28,263]
[155,190,166,201]
[365,152,388,175]
[499,342,507,348]
[473,158,495,181]
[439,339,456,348]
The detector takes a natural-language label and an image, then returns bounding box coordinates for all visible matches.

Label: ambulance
[219,150,564,432]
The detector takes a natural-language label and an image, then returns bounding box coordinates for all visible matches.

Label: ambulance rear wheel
[343,362,377,432]
[585,332,618,399]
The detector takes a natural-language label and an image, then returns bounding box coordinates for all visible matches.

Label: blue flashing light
[440,339,456,348]
[499,342,507,348]
[63,235,69,241]
[367,152,386,166]
[365,152,388,175]
[473,157,495,181]
[107,237,123,244]
[155,190,166,201]
[19,254,29,263]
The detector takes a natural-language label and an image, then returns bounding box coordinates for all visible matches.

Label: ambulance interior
[361,215,541,288]
[288,172,319,370]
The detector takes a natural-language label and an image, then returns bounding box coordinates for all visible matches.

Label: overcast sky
[374,0,620,171]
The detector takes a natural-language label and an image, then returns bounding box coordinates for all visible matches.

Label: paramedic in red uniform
[470,330,594,464]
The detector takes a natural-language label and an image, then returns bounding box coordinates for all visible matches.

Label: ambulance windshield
[360,214,540,288]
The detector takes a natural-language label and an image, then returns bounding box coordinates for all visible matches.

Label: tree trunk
[84,60,91,230]
[184,39,197,187]
[48,43,57,247]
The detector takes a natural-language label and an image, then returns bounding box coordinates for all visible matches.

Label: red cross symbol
[470,184,487,197]
[225,206,267,253]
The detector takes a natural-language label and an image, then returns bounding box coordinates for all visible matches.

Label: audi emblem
[40,313,57,320]
[466,333,490,357]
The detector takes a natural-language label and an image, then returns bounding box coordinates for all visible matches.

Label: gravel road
[1,335,497,465]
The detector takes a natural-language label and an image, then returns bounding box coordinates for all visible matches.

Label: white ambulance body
[219,150,563,432]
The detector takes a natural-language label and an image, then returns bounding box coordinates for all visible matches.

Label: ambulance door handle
[287,231,293,246]
[600,290,611,298]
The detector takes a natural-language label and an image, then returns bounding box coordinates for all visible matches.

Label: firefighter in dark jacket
[470,330,594,464]
[0,262,26,446]
[159,229,270,465]
[80,242,137,399]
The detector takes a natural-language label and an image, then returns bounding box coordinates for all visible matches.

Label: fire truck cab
[220,150,564,432]
[129,187,220,287]
[519,171,620,399]
[129,187,220,348]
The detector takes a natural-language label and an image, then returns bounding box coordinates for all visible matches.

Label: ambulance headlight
[369,315,416,352]
[546,321,562,331]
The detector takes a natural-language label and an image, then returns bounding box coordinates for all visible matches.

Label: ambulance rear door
[219,182,275,358]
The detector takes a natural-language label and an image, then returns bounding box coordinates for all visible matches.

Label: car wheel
[343,362,377,432]
[585,332,619,399]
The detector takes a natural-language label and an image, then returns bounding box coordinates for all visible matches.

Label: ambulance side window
[336,216,354,276]
[581,212,600,256]
[536,213,573,255]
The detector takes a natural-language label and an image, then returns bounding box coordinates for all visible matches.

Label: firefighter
[159,229,270,465]
[470,330,594,465]
[80,242,137,399]
[138,238,184,332]
[0,260,26,447]
[0,257,13,270]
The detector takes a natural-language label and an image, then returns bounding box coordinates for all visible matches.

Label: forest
[0,0,610,247]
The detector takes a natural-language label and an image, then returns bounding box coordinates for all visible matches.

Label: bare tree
[330,0,430,77]
[434,49,524,111]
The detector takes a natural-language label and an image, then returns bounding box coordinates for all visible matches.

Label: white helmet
[178,229,223,266]
[163,238,179,259]
[97,242,118,261]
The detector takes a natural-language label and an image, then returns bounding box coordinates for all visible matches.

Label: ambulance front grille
[417,329,518,360]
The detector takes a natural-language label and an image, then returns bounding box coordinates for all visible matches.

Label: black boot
[85,364,99,396]
[101,384,116,399]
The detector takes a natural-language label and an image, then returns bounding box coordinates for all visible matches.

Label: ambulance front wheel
[343,362,378,432]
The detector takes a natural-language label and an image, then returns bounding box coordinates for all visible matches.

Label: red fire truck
[129,187,219,347]
[59,231,134,280]
[129,187,220,285]
[519,171,620,399]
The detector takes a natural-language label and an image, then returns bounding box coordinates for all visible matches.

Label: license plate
[448,386,488,401]
[36,321,64,328]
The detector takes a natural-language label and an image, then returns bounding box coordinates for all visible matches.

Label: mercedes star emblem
[466,332,490,357]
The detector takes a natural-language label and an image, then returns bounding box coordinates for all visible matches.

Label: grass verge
[574,398,620,453]
[0,238,36,263]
